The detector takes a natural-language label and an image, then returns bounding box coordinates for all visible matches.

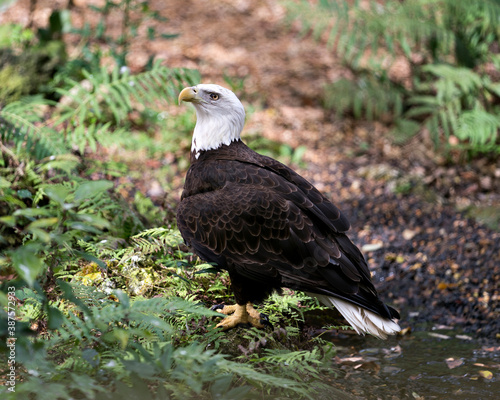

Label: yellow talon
[215,302,264,330]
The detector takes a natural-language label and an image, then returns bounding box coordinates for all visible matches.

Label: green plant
[1,218,335,399]
[259,290,327,328]
[284,0,500,156]
[0,63,199,160]
[0,155,140,280]
[2,283,317,400]
[0,9,72,105]
[0,156,334,399]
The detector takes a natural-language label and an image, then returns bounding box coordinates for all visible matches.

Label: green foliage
[0,153,146,282]
[55,62,198,153]
[0,41,66,104]
[0,8,73,105]
[324,76,405,122]
[1,226,335,399]
[3,283,317,400]
[0,63,199,160]
[284,0,500,157]
[129,227,183,255]
[409,64,500,153]
[259,290,328,328]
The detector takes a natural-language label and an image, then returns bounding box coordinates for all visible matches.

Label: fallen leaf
[338,356,364,363]
[353,361,381,373]
[482,346,500,352]
[403,229,417,240]
[446,358,464,369]
[409,263,422,271]
[428,332,451,339]
[435,324,454,330]
[448,135,459,146]
[362,242,384,252]
[479,370,493,380]
[385,253,397,261]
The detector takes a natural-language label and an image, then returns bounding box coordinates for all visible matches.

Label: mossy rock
[0,64,29,103]
[72,262,104,286]
[121,263,160,296]
[0,40,66,104]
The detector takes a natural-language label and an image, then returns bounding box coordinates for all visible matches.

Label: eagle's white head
[178,84,245,158]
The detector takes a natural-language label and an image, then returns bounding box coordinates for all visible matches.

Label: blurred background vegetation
[0,0,499,399]
[285,0,500,156]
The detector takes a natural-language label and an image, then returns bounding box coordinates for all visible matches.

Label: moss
[123,265,160,296]
[0,64,29,103]
[0,40,66,104]
[72,262,104,286]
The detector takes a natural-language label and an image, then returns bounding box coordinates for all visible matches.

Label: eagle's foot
[211,303,267,330]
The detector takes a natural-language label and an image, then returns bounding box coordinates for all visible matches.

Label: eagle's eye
[209,93,219,100]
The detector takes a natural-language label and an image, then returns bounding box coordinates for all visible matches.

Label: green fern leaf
[0,96,67,159]
[456,109,500,146]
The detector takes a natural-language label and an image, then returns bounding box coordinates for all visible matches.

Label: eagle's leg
[214,302,264,330]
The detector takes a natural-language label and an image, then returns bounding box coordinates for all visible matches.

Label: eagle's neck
[191,105,245,159]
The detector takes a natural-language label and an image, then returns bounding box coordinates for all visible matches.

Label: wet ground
[303,159,500,399]
[328,327,500,400]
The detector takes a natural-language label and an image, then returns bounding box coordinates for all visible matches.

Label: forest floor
[2,0,500,395]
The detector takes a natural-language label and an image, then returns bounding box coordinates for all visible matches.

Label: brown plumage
[177,84,400,338]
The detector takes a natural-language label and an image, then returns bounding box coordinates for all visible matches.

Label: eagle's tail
[308,293,401,340]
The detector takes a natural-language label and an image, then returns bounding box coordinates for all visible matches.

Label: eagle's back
[182,141,349,229]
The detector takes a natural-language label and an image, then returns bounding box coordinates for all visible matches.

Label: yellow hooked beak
[178,86,203,105]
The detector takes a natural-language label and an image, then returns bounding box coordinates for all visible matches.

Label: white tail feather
[307,293,401,340]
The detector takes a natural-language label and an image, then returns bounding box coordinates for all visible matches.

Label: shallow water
[326,327,500,399]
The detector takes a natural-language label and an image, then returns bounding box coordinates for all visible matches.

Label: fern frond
[286,0,500,67]
[456,108,500,147]
[69,121,115,154]
[252,348,323,368]
[325,77,405,120]
[408,64,492,144]
[130,227,183,255]
[49,62,199,153]
[422,64,484,100]
[0,96,68,159]
[219,360,312,397]
[285,0,452,67]
[131,296,218,318]
[55,62,200,125]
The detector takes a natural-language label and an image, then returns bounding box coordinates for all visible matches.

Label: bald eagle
[177,84,400,339]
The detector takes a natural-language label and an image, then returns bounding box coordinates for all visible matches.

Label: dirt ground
[2,0,499,341]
